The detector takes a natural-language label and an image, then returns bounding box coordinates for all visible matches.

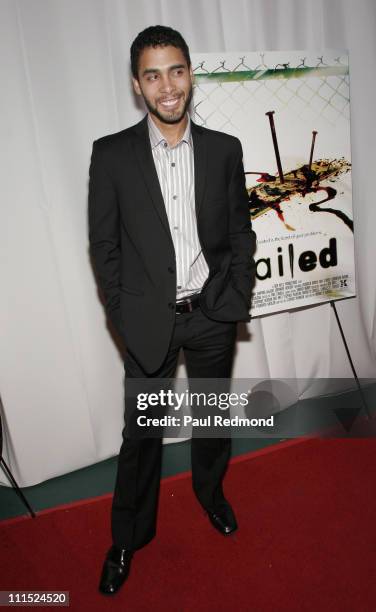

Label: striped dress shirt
[148,114,209,301]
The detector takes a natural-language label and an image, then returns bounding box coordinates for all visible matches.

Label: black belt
[175,294,201,314]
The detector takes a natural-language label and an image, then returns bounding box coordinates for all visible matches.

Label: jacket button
[168,266,174,273]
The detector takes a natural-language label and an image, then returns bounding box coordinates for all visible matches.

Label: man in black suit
[88,25,256,595]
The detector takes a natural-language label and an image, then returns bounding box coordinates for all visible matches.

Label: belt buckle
[176,294,199,315]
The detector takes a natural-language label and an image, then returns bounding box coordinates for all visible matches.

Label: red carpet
[1,438,376,611]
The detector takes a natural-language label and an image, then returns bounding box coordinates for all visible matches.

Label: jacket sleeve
[228,138,257,309]
[88,140,122,336]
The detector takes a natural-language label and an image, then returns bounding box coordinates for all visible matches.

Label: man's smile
[158,95,182,110]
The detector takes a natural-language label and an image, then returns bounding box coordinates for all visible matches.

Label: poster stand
[0,412,36,518]
[330,301,371,420]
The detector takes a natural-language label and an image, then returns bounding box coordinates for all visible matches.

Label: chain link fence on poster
[191,50,355,317]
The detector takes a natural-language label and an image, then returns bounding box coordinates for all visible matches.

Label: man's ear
[132,77,142,96]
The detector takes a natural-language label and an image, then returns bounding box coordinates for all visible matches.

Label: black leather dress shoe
[98,545,133,595]
[207,501,238,535]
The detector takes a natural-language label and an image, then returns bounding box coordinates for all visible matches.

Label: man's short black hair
[130,25,191,79]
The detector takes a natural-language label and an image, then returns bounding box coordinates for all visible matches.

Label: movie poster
[191,50,355,316]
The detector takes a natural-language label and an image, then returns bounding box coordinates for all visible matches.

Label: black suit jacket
[88,115,256,373]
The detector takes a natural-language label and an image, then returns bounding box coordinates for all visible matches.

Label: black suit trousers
[111,306,237,550]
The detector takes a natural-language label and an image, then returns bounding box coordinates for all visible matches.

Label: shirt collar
[148,113,192,150]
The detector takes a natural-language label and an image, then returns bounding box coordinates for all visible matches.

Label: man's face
[132,45,193,125]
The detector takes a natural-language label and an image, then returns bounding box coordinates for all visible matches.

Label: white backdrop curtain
[1,0,375,487]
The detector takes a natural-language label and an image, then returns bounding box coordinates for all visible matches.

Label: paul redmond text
[136,415,275,428]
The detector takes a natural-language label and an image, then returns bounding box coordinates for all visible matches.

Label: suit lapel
[191,120,207,217]
[131,116,172,240]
